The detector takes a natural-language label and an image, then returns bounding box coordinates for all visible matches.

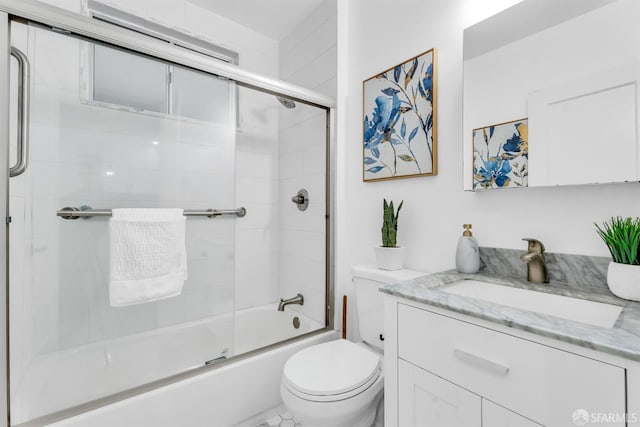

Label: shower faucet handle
[291,189,309,211]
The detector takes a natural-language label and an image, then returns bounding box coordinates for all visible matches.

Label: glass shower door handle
[9,46,29,177]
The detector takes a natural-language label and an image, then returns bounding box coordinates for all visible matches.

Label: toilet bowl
[280,339,383,427]
[280,265,425,427]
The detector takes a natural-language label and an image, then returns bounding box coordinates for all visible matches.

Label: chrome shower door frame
[0,12,10,427]
[0,1,336,425]
[0,0,335,108]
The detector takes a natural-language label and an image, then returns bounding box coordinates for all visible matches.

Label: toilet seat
[282,340,381,403]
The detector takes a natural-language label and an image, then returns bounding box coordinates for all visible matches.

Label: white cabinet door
[482,399,542,427]
[398,360,481,427]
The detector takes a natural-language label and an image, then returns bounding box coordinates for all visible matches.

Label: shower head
[276,96,296,109]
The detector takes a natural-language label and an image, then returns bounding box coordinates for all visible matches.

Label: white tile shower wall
[8,2,281,424]
[32,0,281,314]
[22,39,237,348]
[235,94,280,310]
[278,0,336,324]
[21,2,281,321]
[10,4,280,421]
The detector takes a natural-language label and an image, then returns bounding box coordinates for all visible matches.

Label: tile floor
[256,410,301,427]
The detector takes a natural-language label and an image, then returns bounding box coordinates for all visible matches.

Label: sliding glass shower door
[4,4,333,422]
[9,21,238,423]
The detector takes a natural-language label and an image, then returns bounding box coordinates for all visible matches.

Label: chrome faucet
[278,293,304,311]
[520,238,549,283]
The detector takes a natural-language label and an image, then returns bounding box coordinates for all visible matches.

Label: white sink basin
[441,280,623,329]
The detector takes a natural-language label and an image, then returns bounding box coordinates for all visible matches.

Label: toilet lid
[282,340,381,397]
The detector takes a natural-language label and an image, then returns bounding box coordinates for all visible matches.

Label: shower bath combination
[0,0,336,425]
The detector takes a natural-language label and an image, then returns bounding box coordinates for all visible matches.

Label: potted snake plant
[595,216,640,301]
[375,199,405,271]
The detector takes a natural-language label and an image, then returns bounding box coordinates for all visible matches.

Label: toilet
[280,264,425,427]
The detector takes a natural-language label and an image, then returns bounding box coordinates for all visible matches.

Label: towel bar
[57,206,246,220]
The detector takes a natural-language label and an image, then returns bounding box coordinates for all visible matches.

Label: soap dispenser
[456,224,480,274]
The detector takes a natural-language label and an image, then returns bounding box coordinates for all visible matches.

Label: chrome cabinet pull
[10,46,30,178]
[453,348,510,376]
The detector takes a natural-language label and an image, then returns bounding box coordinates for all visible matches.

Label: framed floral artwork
[472,118,528,189]
[362,49,437,181]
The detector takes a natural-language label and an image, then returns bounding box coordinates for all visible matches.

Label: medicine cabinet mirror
[463,0,640,191]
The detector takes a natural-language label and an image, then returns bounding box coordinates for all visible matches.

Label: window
[86,0,238,123]
[93,45,169,114]
[172,67,231,123]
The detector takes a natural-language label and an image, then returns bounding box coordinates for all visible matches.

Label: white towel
[109,208,187,307]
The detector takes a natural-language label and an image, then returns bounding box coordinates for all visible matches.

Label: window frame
[81,0,239,125]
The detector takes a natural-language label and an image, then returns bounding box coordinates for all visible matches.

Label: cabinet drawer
[398,304,625,426]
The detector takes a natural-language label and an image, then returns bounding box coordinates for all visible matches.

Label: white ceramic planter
[374,246,406,271]
[607,261,640,301]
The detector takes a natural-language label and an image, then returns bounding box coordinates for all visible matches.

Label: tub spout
[278,293,304,311]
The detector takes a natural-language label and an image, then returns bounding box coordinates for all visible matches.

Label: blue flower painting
[473,119,528,189]
[363,49,437,181]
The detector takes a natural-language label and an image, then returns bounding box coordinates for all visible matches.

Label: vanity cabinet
[483,400,541,427]
[398,360,480,426]
[385,299,628,427]
[399,359,540,427]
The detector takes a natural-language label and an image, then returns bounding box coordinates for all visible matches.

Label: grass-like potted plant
[595,216,640,301]
[374,199,405,271]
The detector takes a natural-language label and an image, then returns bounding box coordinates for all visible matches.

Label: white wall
[280,0,337,99]
[336,0,640,339]
[278,0,336,324]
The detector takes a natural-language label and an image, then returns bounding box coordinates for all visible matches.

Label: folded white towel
[109,208,187,307]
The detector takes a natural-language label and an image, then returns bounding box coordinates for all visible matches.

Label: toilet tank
[352,264,426,351]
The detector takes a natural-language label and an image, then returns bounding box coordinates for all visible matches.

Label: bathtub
[233,304,321,355]
[12,303,333,425]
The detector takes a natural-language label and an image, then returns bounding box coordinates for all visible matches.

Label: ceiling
[187,0,325,41]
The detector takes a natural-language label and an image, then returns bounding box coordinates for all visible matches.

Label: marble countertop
[380,270,640,362]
